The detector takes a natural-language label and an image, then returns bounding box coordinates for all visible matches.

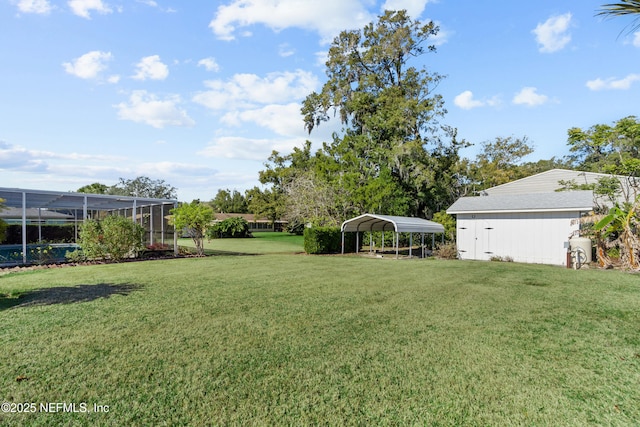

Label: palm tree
[598,1,640,33]
[594,197,640,270]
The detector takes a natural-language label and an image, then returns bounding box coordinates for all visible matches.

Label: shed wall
[456,212,581,266]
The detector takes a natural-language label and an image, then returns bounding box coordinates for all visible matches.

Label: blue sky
[1,0,638,201]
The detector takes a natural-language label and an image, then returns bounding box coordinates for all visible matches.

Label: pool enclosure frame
[0,187,178,265]
[341,214,445,258]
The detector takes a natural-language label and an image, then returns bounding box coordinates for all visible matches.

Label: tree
[245,186,286,226]
[112,176,177,199]
[169,201,213,256]
[77,183,110,194]
[295,10,460,219]
[457,136,535,194]
[210,189,248,213]
[567,116,640,174]
[594,197,640,270]
[76,176,177,199]
[598,1,640,33]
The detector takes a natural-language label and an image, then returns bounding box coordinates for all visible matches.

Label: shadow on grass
[0,283,142,311]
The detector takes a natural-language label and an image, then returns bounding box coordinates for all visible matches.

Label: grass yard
[0,235,639,425]
[179,231,305,255]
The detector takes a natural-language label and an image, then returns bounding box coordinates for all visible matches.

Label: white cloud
[137,161,218,178]
[115,90,195,128]
[198,57,220,72]
[209,0,373,43]
[586,74,640,91]
[454,91,484,110]
[381,0,431,18]
[533,13,572,53]
[221,103,304,136]
[193,70,318,111]
[278,43,295,57]
[633,32,640,47]
[0,141,125,173]
[63,50,113,80]
[14,0,52,14]
[136,0,157,6]
[512,87,548,106]
[198,136,301,161]
[453,90,501,110]
[68,0,112,19]
[132,55,169,81]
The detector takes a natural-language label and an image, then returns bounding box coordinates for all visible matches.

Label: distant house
[213,213,287,232]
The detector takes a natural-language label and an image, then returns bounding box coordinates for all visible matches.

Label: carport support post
[341,231,344,255]
[395,232,399,259]
[381,232,385,254]
[409,233,413,258]
[22,191,27,265]
[173,202,179,256]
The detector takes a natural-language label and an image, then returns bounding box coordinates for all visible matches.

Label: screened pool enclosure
[0,187,178,265]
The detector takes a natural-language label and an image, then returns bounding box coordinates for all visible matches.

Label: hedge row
[303,227,357,254]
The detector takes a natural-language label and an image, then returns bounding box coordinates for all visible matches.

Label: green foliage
[77,182,110,194]
[432,211,456,241]
[245,186,285,224]
[567,116,640,175]
[303,227,342,254]
[77,176,177,199]
[457,136,535,194]
[170,201,214,256]
[208,217,251,239]
[264,10,463,222]
[78,216,145,262]
[210,189,248,213]
[593,198,640,269]
[597,1,640,33]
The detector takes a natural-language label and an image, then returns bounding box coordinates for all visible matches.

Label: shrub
[434,242,458,260]
[79,216,145,262]
[304,227,341,254]
[208,217,251,239]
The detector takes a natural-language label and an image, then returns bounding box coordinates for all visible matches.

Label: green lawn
[0,237,639,425]
[179,231,305,256]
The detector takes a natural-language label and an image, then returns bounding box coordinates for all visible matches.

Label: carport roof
[341,214,445,233]
[0,187,177,211]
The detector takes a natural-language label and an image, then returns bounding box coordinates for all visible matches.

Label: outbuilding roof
[341,214,445,233]
[447,191,594,214]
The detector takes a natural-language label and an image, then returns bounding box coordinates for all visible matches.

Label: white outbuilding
[447,191,593,266]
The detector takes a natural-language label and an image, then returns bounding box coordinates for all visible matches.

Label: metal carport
[0,187,178,264]
[341,214,445,258]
